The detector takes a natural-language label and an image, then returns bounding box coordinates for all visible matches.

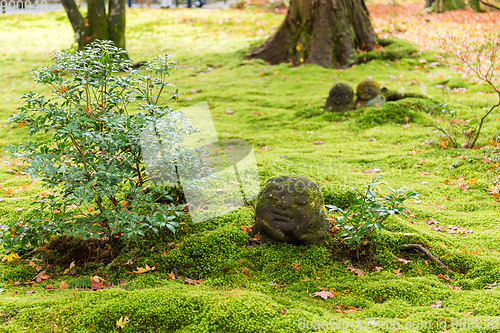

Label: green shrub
[1,40,212,251]
[71,276,91,289]
[425,102,478,148]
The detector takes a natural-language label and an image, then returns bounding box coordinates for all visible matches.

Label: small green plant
[1,40,209,251]
[326,177,419,260]
[425,103,477,148]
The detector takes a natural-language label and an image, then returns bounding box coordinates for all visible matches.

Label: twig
[470,100,500,148]
[423,124,457,147]
[399,244,453,272]
[423,124,446,136]
[479,0,500,10]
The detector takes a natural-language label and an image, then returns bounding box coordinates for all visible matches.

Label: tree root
[399,244,453,272]
[127,61,147,70]
[479,0,500,10]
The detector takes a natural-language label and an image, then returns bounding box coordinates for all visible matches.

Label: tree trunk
[250,0,376,68]
[431,0,465,12]
[468,0,482,12]
[61,0,127,55]
[108,0,127,51]
[88,0,110,42]
[60,0,89,48]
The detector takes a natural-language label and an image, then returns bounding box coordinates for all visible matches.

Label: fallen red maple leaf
[33,270,50,283]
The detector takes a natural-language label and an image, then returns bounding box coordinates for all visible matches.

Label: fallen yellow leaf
[116,316,129,329]
[2,253,20,263]
[132,264,155,274]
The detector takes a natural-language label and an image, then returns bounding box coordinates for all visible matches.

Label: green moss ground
[1,8,500,332]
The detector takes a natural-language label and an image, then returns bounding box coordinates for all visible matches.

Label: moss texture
[2,8,500,333]
[253,175,330,245]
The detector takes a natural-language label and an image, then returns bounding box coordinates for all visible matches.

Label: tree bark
[60,0,89,48]
[431,0,465,12]
[108,0,127,52]
[88,0,110,42]
[62,0,127,54]
[468,0,482,11]
[250,0,376,68]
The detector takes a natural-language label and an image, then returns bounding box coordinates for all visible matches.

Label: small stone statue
[324,82,354,112]
[355,79,386,109]
[253,175,329,245]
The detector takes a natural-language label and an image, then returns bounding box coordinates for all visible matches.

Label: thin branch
[399,244,453,272]
[155,82,165,105]
[479,0,500,10]
[423,124,457,147]
[470,100,500,147]
[136,162,144,187]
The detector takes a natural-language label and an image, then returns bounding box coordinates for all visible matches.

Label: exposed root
[127,61,147,70]
[479,0,500,10]
[399,244,453,272]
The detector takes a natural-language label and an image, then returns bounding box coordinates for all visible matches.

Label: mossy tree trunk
[250,0,376,68]
[61,0,128,55]
[468,0,483,11]
[108,0,127,50]
[430,0,465,12]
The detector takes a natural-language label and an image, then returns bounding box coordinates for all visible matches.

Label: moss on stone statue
[253,175,330,245]
[355,80,386,109]
[324,82,354,112]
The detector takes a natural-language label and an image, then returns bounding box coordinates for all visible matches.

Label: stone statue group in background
[324,79,386,112]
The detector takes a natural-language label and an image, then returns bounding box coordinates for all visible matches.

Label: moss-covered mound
[3,8,500,333]
[320,98,438,128]
[352,36,419,64]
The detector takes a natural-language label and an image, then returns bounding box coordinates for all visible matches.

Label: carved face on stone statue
[253,175,329,245]
[356,79,381,100]
[329,82,354,105]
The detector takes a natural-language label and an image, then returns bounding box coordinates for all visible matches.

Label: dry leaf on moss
[116,316,129,329]
[132,265,155,274]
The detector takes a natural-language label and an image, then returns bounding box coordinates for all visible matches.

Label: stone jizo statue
[324,82,354,112]
[355,79,386,109]
[253,175,329,245]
